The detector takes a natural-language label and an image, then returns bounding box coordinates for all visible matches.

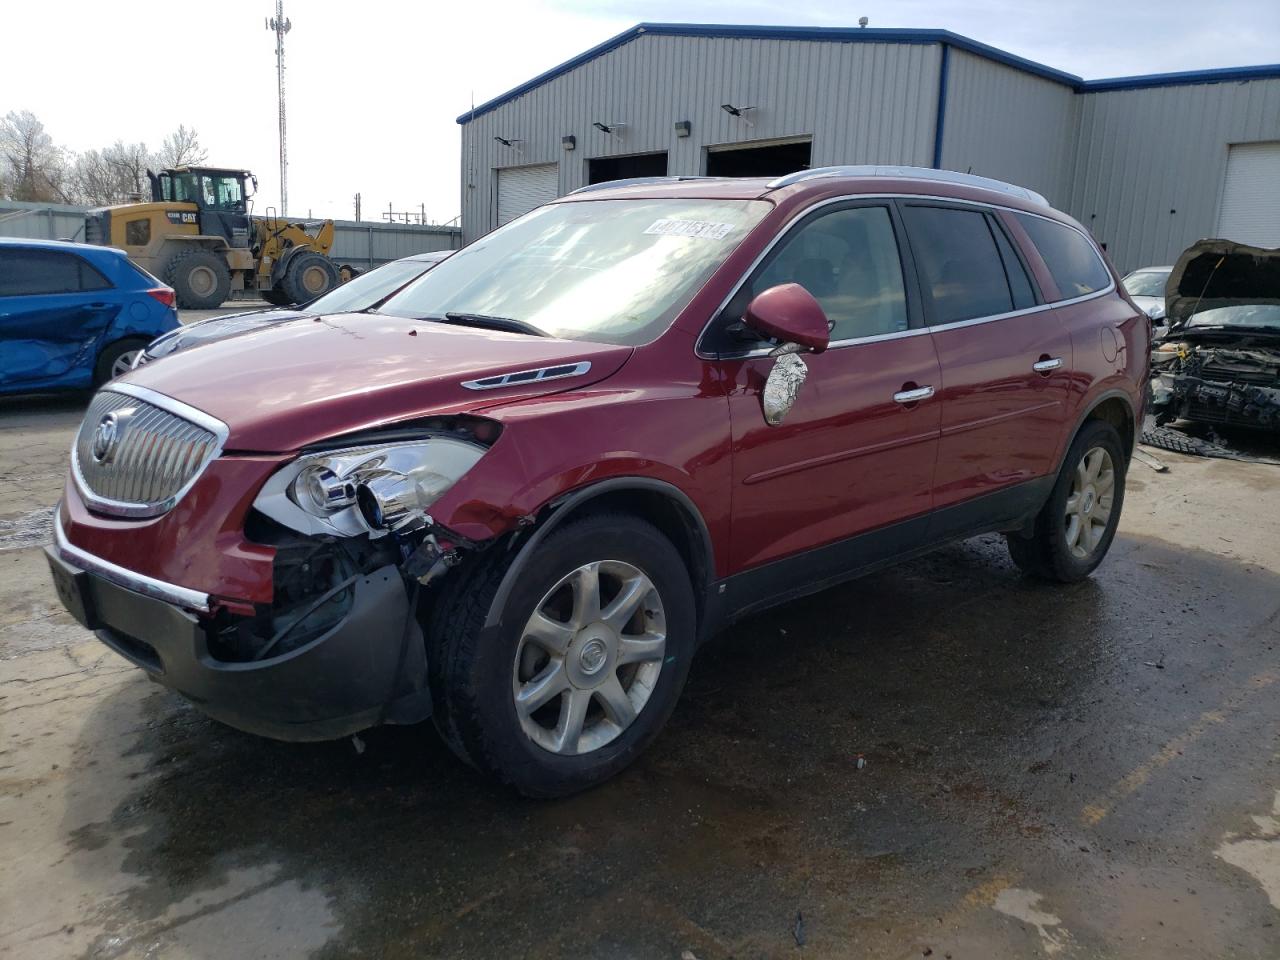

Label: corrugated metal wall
[1066,78,1280,273]
[940,50,1079,207]
[460,34,941,241]
[0,201,92,241]
[0,201,461,270]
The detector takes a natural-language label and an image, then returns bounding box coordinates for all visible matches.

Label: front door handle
[1033,357,1063,373]
[893,385,934,404]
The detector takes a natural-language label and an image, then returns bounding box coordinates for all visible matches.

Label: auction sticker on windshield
[643,219,738,240]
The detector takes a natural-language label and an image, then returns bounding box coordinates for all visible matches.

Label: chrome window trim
[71,382,229,519]
[461,361,592,391]
[53,511,211,613]
[694,192,1114,361]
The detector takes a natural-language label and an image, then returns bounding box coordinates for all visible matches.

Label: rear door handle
[1033,357,1063,373]
[893,385,934,404]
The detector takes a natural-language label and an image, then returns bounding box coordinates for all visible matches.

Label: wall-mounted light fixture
[674,120,692,138]
[592,121,627,138]
[493,136,524,149]
[720,103,756,128]
[562,135,576,151]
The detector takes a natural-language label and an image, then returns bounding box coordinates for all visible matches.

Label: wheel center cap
[1082,487,1096,514]
[579,637,608,675]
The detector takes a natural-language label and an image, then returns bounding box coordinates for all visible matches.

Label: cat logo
[165,211,199,225]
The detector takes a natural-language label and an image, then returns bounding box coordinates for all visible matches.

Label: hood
[120,312,631,451]
[1167,239,1280,327]
[144,308,305,359]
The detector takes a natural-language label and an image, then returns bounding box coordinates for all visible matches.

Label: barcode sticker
[643,219,737,240]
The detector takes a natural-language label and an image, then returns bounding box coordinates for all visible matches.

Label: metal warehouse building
[457,23,1280,271]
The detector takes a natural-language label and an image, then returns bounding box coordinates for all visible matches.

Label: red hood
[121,313,631,451]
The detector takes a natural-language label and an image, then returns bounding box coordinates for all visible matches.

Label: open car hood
[1167,239,1280,328]
[121,312,632,451]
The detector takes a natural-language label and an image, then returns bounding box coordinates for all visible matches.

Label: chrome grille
[73,387,227,518]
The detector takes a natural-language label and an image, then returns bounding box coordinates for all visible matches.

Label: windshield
[1187,304,1280,330]
[377,198,771,346]
[1123,270,1170,297]
[306,259,437,314]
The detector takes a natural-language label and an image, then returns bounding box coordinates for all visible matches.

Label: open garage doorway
[706,138,812,178]
[587,151,669,185]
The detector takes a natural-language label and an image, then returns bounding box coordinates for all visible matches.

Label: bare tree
[0,110,71,202]
[101,140,152,200]
[158,124,208,168]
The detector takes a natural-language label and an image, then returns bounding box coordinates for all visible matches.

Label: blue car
[0,238,179,394]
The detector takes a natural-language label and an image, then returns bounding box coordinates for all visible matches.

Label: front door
[702,201,942,608]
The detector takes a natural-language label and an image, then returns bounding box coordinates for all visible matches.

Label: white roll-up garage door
[496,164,559,227]
[1215,142,1280,248]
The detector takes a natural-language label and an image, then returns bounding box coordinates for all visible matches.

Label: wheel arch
[1060,389,1136,472]
[479,477,716,638]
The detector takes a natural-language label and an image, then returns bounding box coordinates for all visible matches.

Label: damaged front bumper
[46,515,430,741]
[1151,373,1280,430]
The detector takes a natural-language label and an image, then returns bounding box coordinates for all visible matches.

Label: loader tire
[279,252,339,305]
[165,249,231,310]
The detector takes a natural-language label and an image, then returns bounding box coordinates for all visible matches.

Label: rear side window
[902,205,1018,324]
[0,249,111,296]
[1014,214,1111,300]
[990,217,1037,310]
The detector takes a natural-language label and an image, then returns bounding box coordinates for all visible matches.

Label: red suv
[47,167,1147,796]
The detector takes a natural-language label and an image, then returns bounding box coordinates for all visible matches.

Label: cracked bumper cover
[45,546,430,741]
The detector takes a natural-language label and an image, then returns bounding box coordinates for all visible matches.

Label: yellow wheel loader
[84,167,340,309]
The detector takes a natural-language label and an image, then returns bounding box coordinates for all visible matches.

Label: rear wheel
[427,513,695,797]
[279,251,338,305]
[165,249,231,310]
[260,288,292,306]
[94,337,149,385]
[1006,419,1127,582]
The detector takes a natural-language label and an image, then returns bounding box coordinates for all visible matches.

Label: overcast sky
[3,0,1277,224]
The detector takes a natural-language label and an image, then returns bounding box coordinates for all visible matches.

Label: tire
[427,512,696,797]
[1006,419,1127,582]
[165,249,231,310]
[94,337,150,386]
[260,288,292,306]
[279,251,339,305]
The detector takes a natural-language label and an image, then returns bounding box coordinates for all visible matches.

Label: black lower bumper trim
[46,548,430,741]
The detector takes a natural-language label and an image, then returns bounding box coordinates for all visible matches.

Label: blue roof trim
[457,23,1280,125]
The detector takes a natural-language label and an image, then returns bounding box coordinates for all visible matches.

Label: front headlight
[253,438,487,537]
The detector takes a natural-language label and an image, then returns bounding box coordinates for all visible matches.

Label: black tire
[427,512,696,797]
[260,288,292,306]
[279,251,339,305]
[93,337,150,386]
[1006,419,1127,582]
[165,249,231,310]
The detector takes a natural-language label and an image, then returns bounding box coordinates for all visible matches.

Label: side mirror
[743,283,830,353]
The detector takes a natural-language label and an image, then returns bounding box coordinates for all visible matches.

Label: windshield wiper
[441,312,546,337]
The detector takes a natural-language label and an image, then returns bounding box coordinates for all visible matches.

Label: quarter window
[749,205,910,341]
[1015,214,1111,300]
[990,217,1037,310]
[902,205,1018,325]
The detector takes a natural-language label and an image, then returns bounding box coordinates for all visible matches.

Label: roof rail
[569,175,717,195]
[767,165,1049,206]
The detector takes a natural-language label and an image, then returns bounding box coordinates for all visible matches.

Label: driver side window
[752,205,909,342]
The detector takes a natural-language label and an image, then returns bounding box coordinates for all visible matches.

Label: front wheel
[1006,419,1127,582]
[94,337,150,385]
[427,513,695,797]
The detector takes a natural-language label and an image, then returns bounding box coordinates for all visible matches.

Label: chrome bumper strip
[53,511,211,613]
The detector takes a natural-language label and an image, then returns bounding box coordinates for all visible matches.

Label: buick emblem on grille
[91,410,128,464]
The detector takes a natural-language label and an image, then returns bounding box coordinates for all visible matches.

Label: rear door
[0,248,118,386]
[898,201,1074,526]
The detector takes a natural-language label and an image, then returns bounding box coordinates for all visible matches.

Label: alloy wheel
[512,560,667,756]
[1065,446,1115,559]
[110,350,141,379]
